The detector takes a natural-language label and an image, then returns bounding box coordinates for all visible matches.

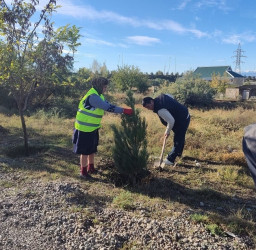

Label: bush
[154,72,216,107]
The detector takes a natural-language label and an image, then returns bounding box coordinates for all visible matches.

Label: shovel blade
[154,160,165,169]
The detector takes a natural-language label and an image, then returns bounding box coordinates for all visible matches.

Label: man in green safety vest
[73,77,133,178]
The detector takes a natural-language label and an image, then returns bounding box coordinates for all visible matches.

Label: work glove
[123,108,133,115]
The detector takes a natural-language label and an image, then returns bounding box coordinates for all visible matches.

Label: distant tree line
[244,76,256,82]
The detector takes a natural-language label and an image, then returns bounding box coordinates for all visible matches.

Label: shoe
[80,166,91,179]
[87,164,97,174]
[79,173,92,179]
[164,159,174,166]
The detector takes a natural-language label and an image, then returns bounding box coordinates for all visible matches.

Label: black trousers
[167,115,190,163]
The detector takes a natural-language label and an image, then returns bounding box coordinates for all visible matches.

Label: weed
[69,205,92,216]
[23,189,37,198]
[112,191,135,210]
[120,240,142,250]
[190,213,209,223]
[92,218,100,225]
[0,180,15,188]
[49,173,60,180]
[217,166,239,182]
[206,223,224,236]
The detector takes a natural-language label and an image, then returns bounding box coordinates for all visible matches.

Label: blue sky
[13,0,256,74]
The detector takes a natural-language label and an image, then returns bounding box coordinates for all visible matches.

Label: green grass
[206,224,225,236]
[0,99,256,246]
[190,213,209,223]
[112,191,135,210]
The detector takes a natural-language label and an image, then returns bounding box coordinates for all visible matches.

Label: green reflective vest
[75,88,105,132]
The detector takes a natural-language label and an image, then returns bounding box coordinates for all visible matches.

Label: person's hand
[164,133,170,138]
[123,108,133,115]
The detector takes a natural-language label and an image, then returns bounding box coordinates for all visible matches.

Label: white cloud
[177,0,192,10]
[57,1,208,38]
[126,36,160,46]
[84,38,115,47]
[196,0,231,11]
[145,20,208,38]
[223,32,256,44]
[57,0,138,26]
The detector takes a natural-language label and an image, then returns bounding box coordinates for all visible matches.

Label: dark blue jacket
[153,94,189,133]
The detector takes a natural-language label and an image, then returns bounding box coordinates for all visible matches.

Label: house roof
[194,66,244,78]
[227,70,244,78]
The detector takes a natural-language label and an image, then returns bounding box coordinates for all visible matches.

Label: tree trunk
[19,108,29,156]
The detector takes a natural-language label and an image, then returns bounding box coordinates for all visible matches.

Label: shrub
[111,65,148,93]
[154,72,216,107]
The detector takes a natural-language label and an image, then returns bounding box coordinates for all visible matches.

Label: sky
[6,0,256,74]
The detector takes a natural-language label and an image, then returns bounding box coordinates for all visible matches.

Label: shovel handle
[159,136,167,165]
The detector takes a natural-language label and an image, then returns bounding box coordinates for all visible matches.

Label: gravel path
[0,171,254,250]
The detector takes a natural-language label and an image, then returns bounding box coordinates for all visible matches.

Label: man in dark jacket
[142,94,190,165]
[242,123,256,189]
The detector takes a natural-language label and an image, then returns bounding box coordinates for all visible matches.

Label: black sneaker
[79,173,92,179]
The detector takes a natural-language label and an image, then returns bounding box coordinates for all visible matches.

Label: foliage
[211,73,229,94]
[111,91,149,185]
[147,72,179,82]
[157,72,216,106]
[190,213,209,223]
[217,166,239,182]
[55,24,81,56]
[206,224,224,236]
[0,0,81,155]
[111,65,148,93]
[112,191,135,210]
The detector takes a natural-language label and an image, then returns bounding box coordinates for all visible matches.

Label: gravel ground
[0,171,254,250]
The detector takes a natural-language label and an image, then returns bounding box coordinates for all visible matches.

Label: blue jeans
[167,115,190,163]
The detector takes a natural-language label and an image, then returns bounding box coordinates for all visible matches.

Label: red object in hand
[123,108,133,115]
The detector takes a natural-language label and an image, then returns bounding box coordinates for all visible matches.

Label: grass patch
[1,100,256,247]
[217,166,239,182]
[23,189,38,198]
[196,187,226,201]
[112,191,136,210]
[191,213,225,236]
[190,213,209,223]
[0,180,16,188]
[206,223,225,236]
[4,144,50,158]
[120,240,142,250]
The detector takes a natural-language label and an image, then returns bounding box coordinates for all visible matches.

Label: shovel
[154,135,167,169]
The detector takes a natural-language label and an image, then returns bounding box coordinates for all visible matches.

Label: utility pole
[233,43,246,74]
